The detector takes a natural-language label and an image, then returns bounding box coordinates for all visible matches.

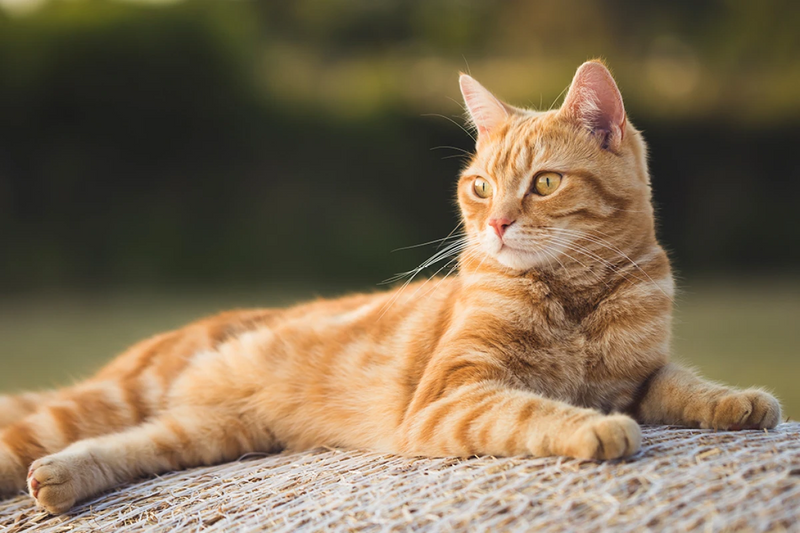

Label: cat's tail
[0,390,59,429]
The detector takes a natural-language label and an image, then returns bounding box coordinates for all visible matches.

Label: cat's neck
[459,235,662,306]
[461,260,610,302]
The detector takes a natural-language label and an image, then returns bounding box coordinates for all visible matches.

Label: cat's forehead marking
[491,119,557,198]
[469,114,577,199]
[482,123,535,177]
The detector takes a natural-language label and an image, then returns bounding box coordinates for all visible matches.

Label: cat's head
[456,61,656,274]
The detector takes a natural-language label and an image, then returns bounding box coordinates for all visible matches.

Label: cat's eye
[533,172,562,196]
[473,177,493,199]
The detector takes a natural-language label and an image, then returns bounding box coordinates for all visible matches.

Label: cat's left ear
[560,61,626,151]
[459,74,511,140]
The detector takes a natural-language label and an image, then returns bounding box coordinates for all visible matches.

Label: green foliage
[0,0,797,291]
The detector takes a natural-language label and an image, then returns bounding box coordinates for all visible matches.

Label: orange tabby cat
[0,61,781,515]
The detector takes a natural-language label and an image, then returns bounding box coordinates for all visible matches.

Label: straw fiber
[2,424,799,532]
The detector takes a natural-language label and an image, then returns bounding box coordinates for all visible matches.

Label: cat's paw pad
[564,414,641,460]
[27,457,77,514]
[705,390,781,430]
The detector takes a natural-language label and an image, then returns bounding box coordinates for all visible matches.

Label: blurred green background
[0,0,797,419]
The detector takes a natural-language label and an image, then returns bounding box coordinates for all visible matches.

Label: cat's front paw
[28,457,78,514]
[563,414,641,460]
[701,389,781,430]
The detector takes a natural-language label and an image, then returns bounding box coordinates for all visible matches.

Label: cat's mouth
[497,243,540,257]
[493,243,552,270]
[498,243,524,254]
[479,228,568,271]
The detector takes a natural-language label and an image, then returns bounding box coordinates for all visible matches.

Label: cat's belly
[192,281,461,451]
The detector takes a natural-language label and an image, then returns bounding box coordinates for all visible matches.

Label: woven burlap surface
[1,424,798,532]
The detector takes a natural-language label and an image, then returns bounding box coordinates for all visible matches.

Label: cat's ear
[560,61,626,151]
[459,74,511,140]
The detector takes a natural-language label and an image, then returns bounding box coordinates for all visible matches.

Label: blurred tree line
[0,0,798,292]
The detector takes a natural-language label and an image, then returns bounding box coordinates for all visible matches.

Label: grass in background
[0,280,797,420]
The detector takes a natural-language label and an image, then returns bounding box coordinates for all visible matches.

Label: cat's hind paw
[28,457,78,515]
[703,389,781,430]
[563,414,641,460]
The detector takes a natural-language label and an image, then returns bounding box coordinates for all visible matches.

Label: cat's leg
[0,390,58,428]
[399,381,641,460]
[0,380,150,498]
[26,406,277,514]
[633,363,781,429]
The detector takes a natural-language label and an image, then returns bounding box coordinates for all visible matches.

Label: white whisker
[533,237,611,288]
[421,113,476,142]
[546,234,647,287]
[377,236,471,319]
[430,145,473,156]
[437,222,465,252]
[545,227,672,300]
[391,233,466,252]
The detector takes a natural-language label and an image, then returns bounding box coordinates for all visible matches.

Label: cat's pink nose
[488,217,514,238]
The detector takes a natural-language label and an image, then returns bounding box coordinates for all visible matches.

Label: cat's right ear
[459,74,510,141]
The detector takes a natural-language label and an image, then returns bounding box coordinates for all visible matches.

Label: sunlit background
[0,0,798,418]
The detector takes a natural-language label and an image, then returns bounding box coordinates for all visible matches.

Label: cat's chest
[496,285,629,404]
[502,279,594,347]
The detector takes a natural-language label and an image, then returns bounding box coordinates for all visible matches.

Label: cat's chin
[493,245,553,272]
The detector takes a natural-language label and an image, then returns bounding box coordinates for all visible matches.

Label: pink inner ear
[459,75,509,137]
[562,62,626,148]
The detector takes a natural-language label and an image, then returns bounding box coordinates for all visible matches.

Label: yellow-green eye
[534,172,562,196]
[473,177,493,199]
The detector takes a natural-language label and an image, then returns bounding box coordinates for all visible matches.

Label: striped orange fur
[0,61,781,515]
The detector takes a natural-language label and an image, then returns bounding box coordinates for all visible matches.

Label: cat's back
[95,278,464,399]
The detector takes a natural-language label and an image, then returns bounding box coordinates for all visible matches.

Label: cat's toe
[28,458,77,514]
[707,390,782,430]
[708,394,751,430]
[564,414,641,460]
[742,390,781,429]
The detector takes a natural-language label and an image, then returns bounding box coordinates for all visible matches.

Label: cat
[0,61,781,515]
